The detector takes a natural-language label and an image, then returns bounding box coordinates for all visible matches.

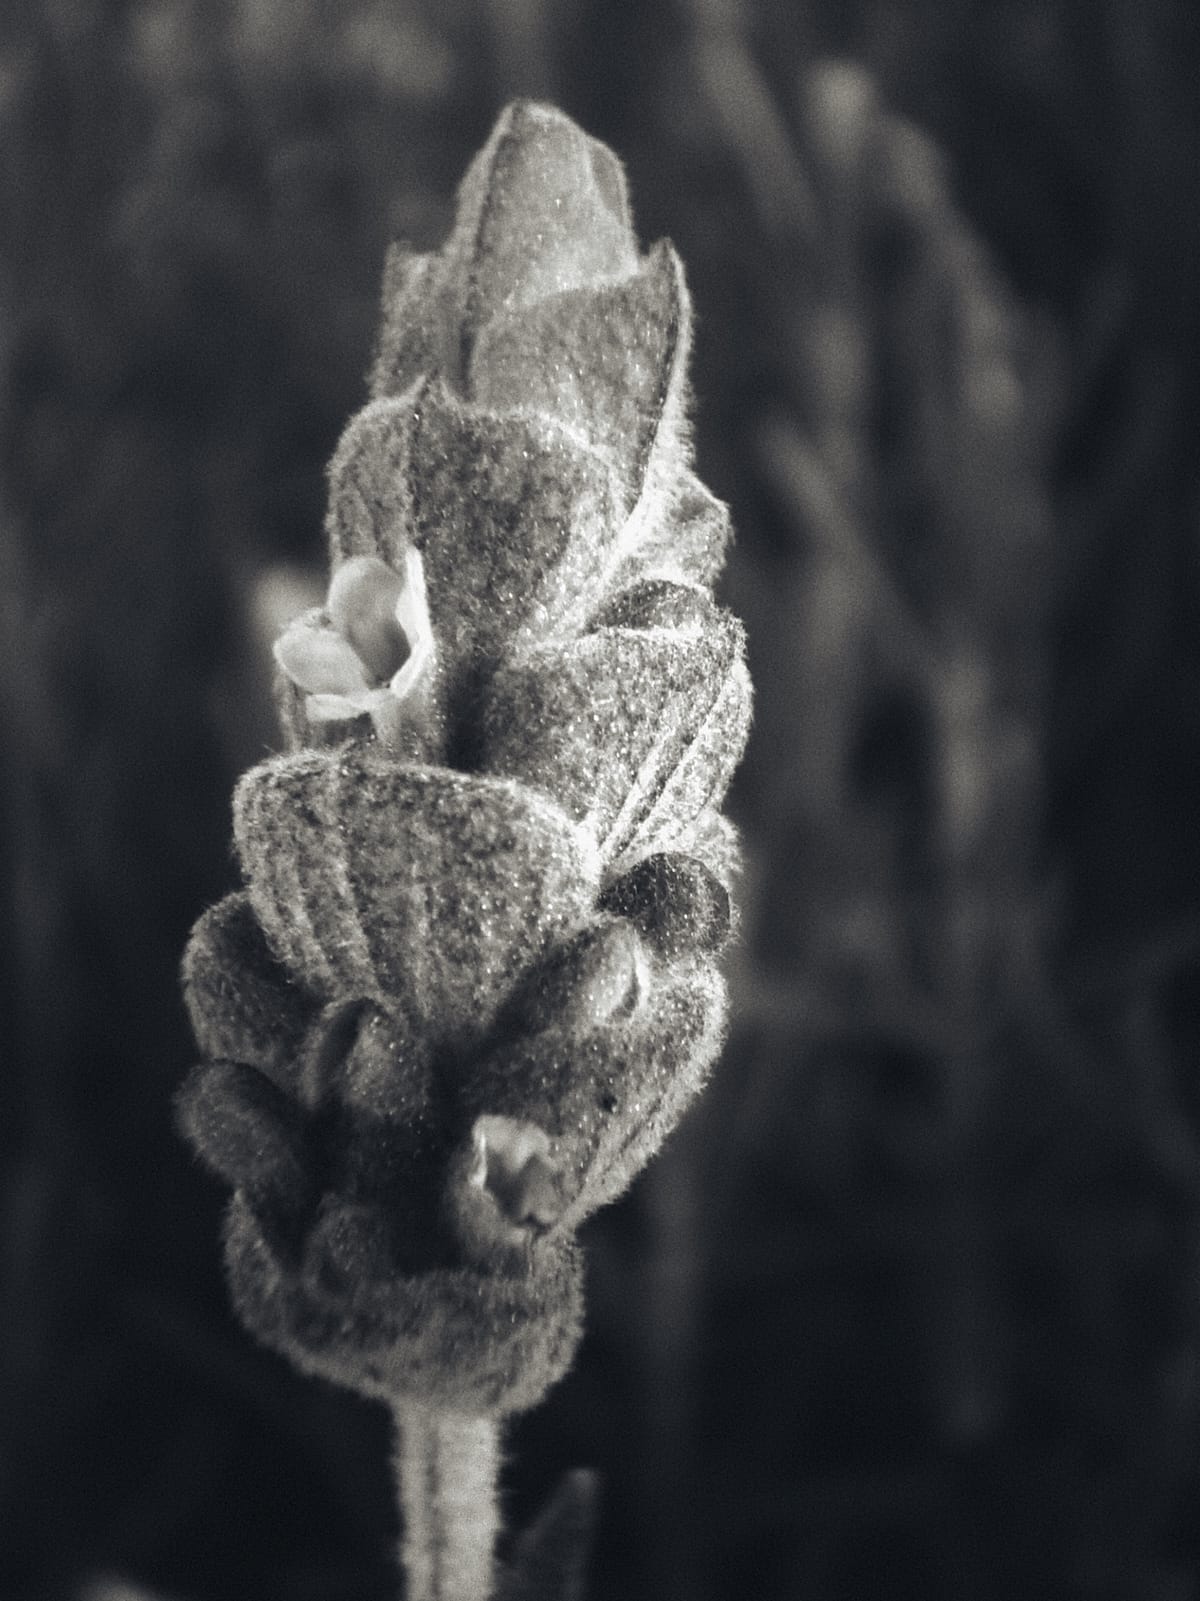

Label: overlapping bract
[179,101,751,1416]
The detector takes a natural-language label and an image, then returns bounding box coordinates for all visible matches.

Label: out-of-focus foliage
[3,3,1200,1600]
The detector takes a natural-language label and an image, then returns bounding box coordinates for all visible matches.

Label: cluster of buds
[178,99,750,1596]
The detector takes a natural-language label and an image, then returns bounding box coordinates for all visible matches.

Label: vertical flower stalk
[395,1410,501,1601]
[178,101,750,1599]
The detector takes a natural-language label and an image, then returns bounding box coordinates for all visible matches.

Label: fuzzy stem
[393,1407,502,1601]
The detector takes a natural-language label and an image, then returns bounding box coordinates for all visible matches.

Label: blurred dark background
[3,2,1200,1598]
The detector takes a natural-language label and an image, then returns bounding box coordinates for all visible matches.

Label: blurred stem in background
[670,9,1200,1598]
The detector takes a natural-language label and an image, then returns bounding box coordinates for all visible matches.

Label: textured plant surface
[7,6,1200,1601]
[177,100,749,1596]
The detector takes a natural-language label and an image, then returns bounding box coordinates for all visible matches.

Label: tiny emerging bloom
[273,548,433,748]
[441,1113,568,1269]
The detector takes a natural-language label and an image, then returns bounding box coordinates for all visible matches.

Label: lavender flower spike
[179,100,751,1601]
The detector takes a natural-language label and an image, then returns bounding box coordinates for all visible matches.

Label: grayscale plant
[178,101,750,1601]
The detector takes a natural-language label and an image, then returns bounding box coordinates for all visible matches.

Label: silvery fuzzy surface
[180,101,751,1417]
